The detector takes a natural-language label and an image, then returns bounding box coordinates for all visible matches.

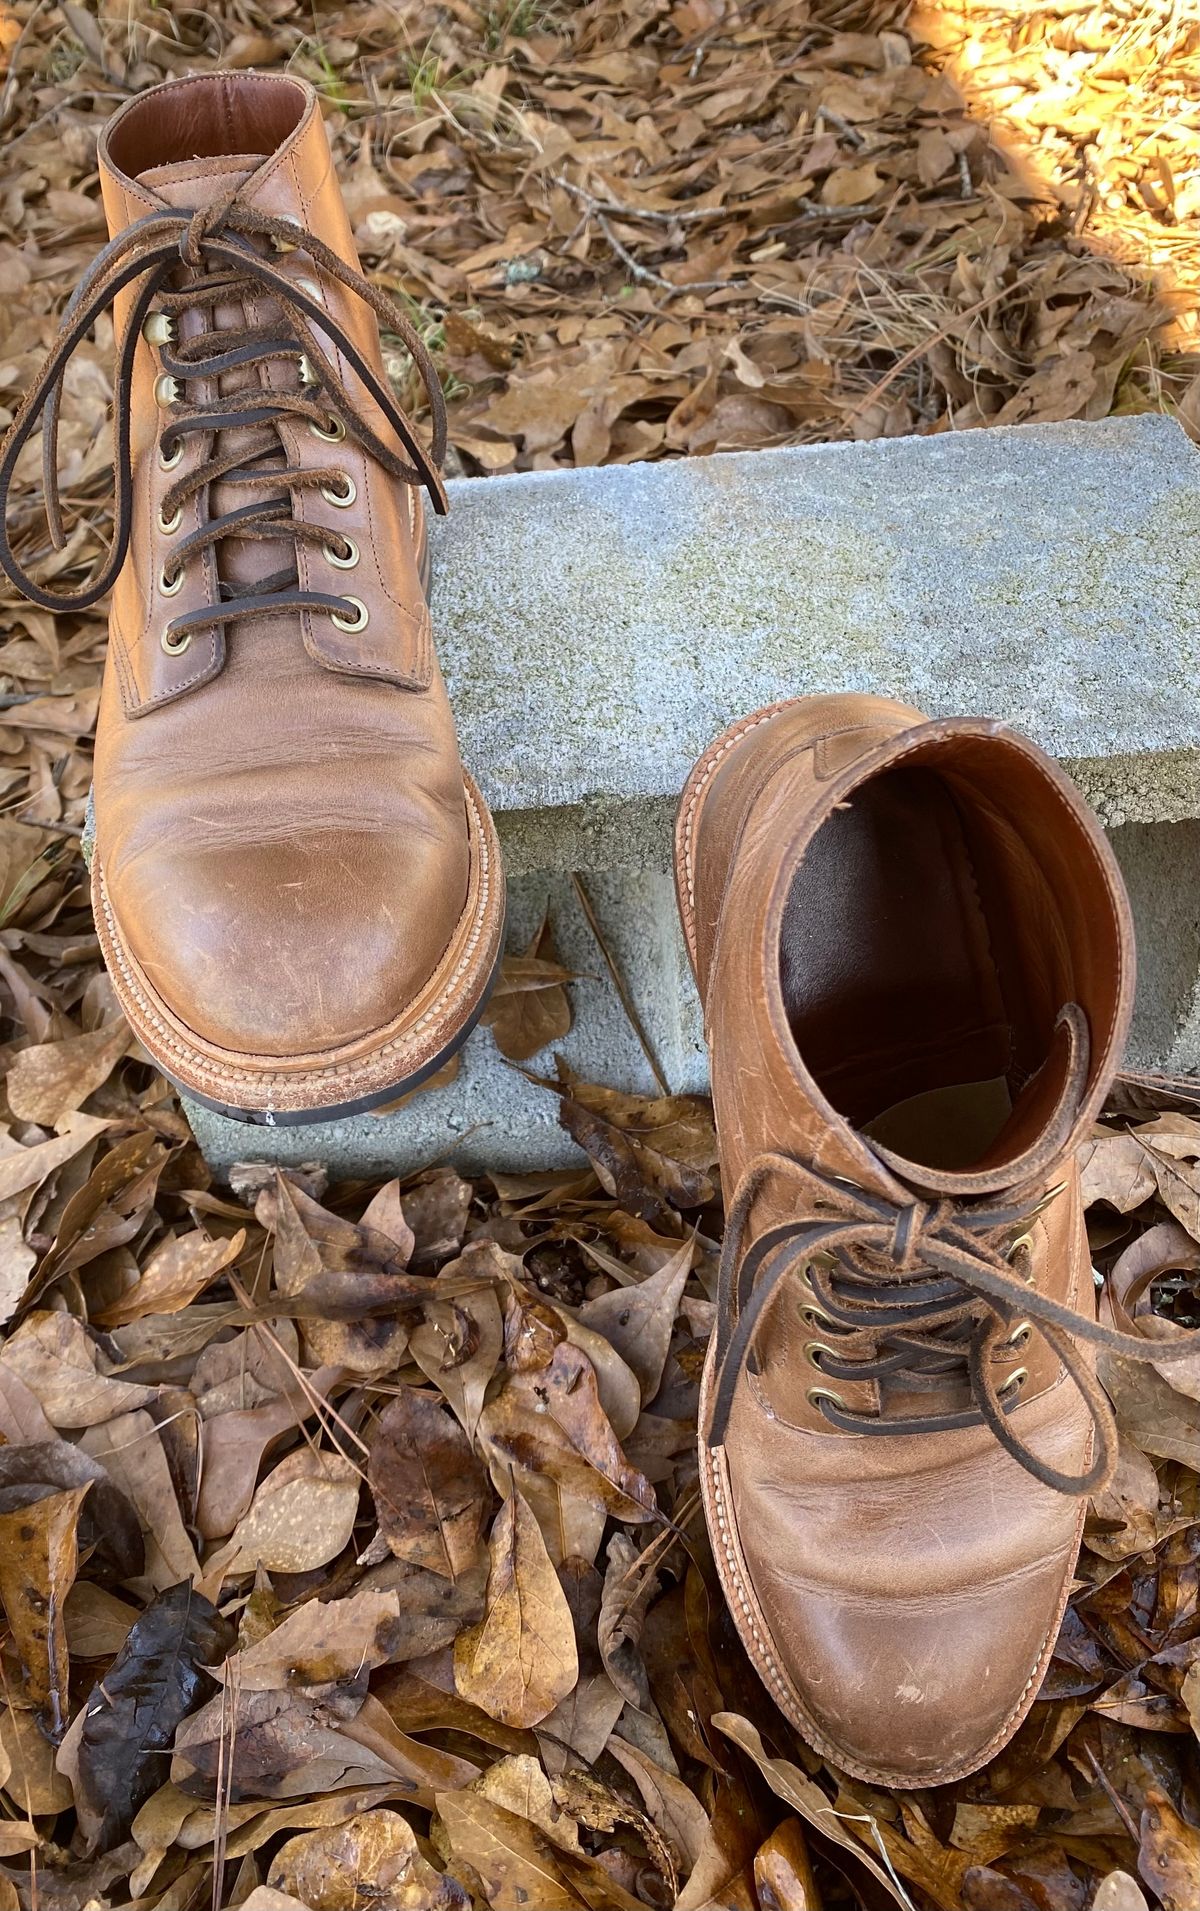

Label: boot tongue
[136,153,266,207]
[137,153,297,596]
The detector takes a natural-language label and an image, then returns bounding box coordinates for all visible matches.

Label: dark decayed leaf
[72,1579,232,1851]
[368,1386,491,1581]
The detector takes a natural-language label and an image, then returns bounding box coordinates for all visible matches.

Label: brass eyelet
[323,536,359,570]
[154,373,181,410]
[1001,1366,1028,1395]
[330,596,369,633]
[1007,1232,1036,1286]
[1005,1320,1032,1351]
[320,472,356,508]
[157,502,182,534]
[309,414,346,443]
[804,1341,835,1371]
[297,353,316,387]
[142,311,176,347]
[159,564,184,598]
[161,627,190,654]
[807,1384,847,1412]
[158,438,183,473]
[799,1304,834,1331]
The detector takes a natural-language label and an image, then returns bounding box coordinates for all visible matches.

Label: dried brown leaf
[453,1487,578,1728]
[368,1386,490,1581]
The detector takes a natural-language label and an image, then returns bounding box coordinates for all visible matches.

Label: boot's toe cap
[745,1540,1074,1783]
[716,1382,1093,1785]
[106,828,468,1058]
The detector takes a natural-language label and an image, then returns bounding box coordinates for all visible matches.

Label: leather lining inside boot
[780,763,1052,1173]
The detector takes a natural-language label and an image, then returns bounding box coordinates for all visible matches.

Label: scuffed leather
[92,74,470,1062]
[682,694,1135,1785]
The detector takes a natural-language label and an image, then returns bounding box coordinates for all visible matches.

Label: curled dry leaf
[269,1809,468,1911]
[713,1714,913,1910]
[479,1339,657,1521]
[80,1409,200,1592]
[368,1386,491,1581]
[453,1487,578,1728]
[434,1788,588,1911]
[0,1481,88,1737]
[0,1437,143,1583]
[1138,1786,1200,1911]
[219,1589,408,1692]
[265,1172,420,1375]
[0,1113,112,1207]
[94,1227,246,1327]
[409,1260,505,1446]
[171,1683,402,1801]
[6,1018,131,1125]
[575,1234,694,1405]
[205,1445,362,1588]
[752,1817,821,1911]
[193,1364,340,1541]
[0,1309,155,1426]
[482,915,577,1063]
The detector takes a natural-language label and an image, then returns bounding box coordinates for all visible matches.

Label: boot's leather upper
[0,74,496,1106]
[683,695,1193,1785]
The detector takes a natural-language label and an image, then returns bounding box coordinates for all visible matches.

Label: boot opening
[107,74,306,177]
[778,738,1123,1173]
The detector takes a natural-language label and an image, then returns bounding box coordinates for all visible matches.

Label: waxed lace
[708,1007,1200,1496]
[0,182,447,642]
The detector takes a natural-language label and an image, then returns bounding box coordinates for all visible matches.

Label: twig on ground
[1084,1747,1141,1845]
[556,176,725,227]
[552,176,741,295]
[816,106,866,147]
[571,872,670,1096]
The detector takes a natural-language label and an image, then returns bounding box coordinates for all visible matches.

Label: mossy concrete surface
[184,414,1200,1176]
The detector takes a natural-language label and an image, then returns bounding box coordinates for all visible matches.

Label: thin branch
[571,873,670,1096]
[556,175,725,227]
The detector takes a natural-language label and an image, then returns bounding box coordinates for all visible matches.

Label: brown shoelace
[0,185,448,644]
[708,1007,1200,1495]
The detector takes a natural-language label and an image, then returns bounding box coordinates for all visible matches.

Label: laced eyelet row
[138,283,370,658]
[806,1355,1029,1414]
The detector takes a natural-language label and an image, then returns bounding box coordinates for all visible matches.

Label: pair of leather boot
[3,72,1186,1786]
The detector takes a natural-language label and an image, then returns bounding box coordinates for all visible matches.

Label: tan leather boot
[0,73,503,1123]
[677,695,1190,1786]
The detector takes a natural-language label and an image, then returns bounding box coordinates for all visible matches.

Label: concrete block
[182,414,1200,1177]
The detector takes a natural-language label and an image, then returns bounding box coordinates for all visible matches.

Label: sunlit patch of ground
[918,0,1200,418]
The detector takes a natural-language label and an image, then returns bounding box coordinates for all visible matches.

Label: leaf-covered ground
[1,1,1200,1908]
